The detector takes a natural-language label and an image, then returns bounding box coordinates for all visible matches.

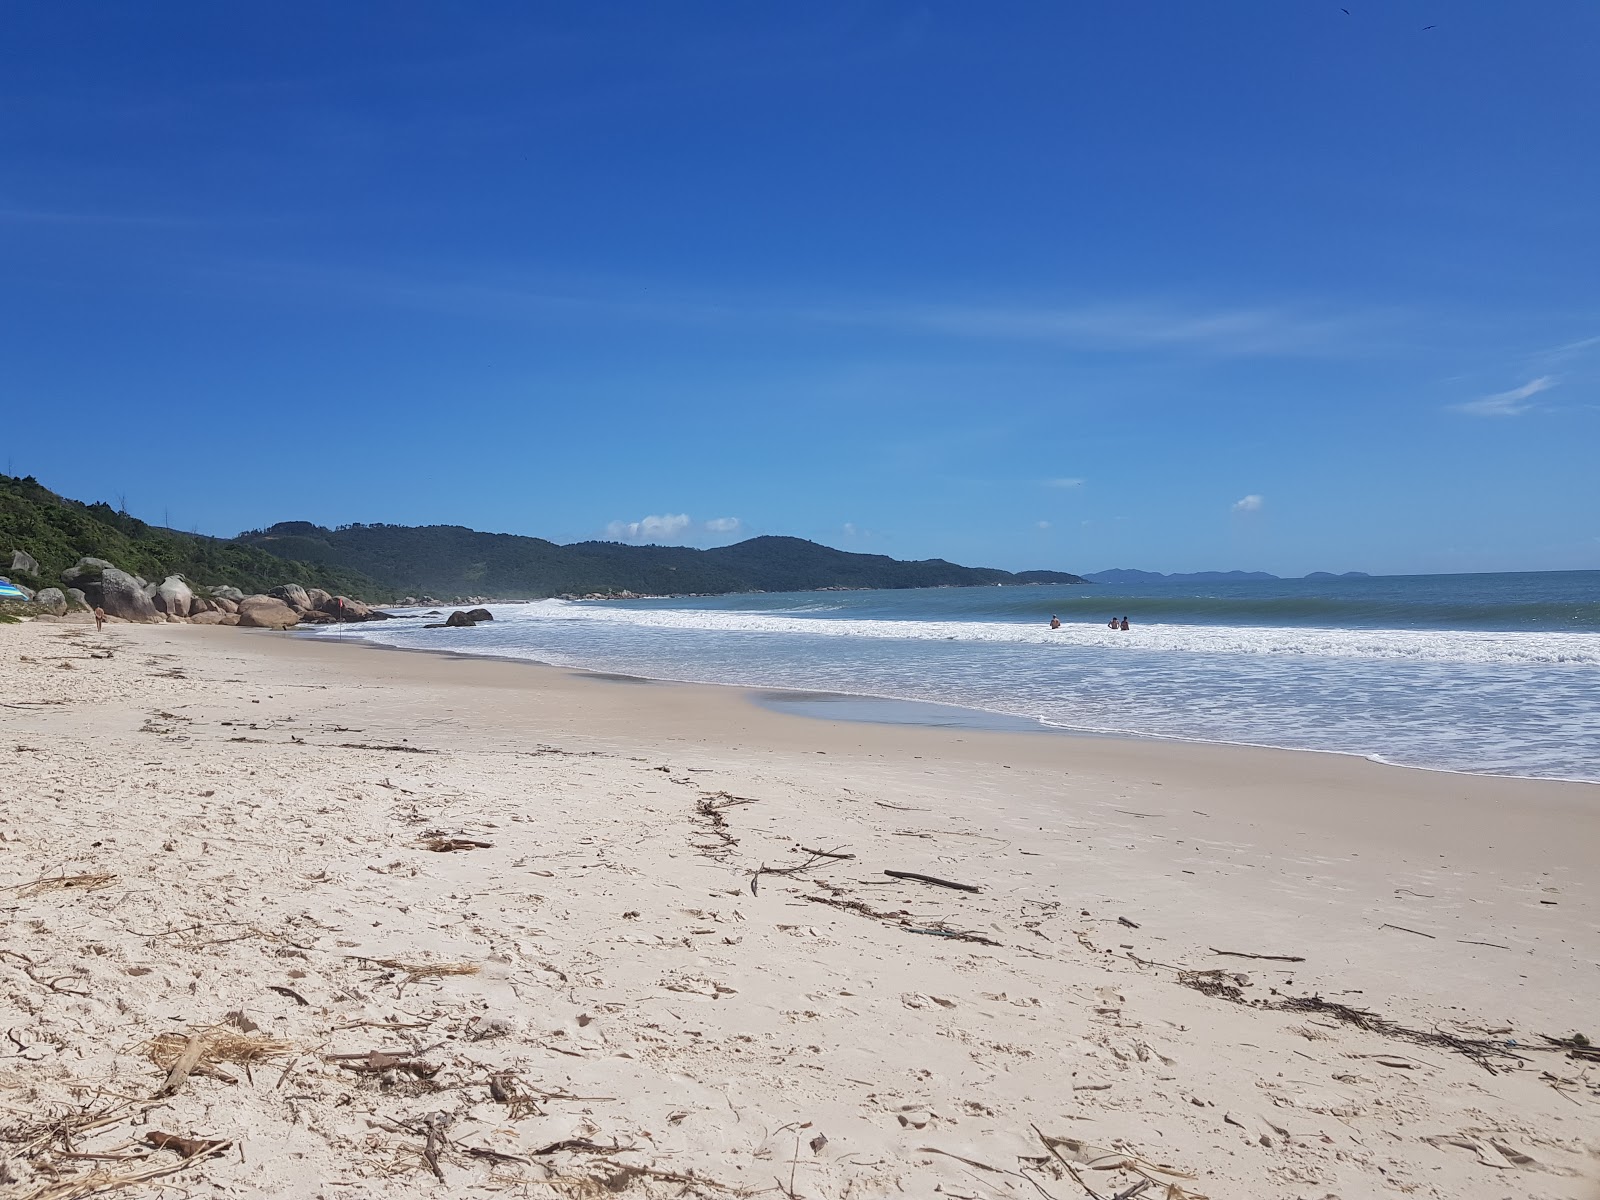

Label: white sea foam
[306,600,1600,782]
[497,600,1600,667]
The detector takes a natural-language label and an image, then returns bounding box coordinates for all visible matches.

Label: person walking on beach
[1049,614,1061,630]
[93,606,105,632]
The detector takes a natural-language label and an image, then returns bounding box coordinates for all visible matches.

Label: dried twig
[1380,923,1436,939]
[1208,948,1305,962]
[883,870,981,893]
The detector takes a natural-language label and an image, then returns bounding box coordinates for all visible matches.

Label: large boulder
[98,569,161,623]
[295,609,335,624]
[444,610,477,627]
[304,587,332,610]
[236,595,300,629]
[10,549,39,576]
[464,608,494,623]
[60,560,116,604]
[269,584,312,612]
[212,596,239,614]
[33,587,68,616]
[65,588,88,610]
[189,610,229,625]
[320,595,371,621]
[211,585,245,601]
[152,575,194,618]
[189,596,214,614]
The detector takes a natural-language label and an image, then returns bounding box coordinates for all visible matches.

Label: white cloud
[605,513,692,541]
[704,516,741,534]
[842,522,857,536]
[1036,520,1052,530]
[1044,477,1085,489]
[1231,494,1264,514]
[1452,376,1556,417]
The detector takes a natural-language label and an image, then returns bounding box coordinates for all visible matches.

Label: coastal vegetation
[0,474,386,600]
[3,472,1085,605]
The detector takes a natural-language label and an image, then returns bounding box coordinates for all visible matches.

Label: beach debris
[1208,948,1306,962]
[691,791,758,859]
[267,984,310,1005]
[1029,1125,1204,1199]
[147,1027,295,1094]
[1379,922,1436,938]
[1173,975,1526,1072]
[1116,916,1140,929]
[12,870,118,897]
[418,835,493,852]
[327,1049,442,1079]
[804,893,1000,946]
[144,1131,229,1158]
[334,742,438,754]
[750,847,851,894]
[883,869,981,894]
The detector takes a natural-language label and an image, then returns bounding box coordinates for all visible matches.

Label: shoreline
[3,619,1597,1197]
[297,621,1600,787]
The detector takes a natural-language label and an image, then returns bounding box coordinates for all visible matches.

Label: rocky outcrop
[189,610,229,625]
[60,557,115,593]
[464,608,494,623]
[317,596,393,622]
[98,569,161,623]
[152,575,194,618]
[65,588,88,610]
[211,585,246,602]
[236,596,301,629]
[32,588,68,616]
[304,587,332,610]
[10,549,39,576]
[269,584,312,612]
[444,610,477,627]
[212,596,239,614]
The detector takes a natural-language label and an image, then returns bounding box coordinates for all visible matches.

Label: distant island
[1,473,1088,605]
[1086,568,1370,584]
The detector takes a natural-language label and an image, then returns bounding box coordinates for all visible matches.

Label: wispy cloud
[1231,494,1264,514]
[830,302,1355,356]
[1533,334,1600,365]
[704,516,742,534]
[1043,477,1085,489]
[1452,376,1556,417]
[1035,520,1052,530]
[205,255,1362,360]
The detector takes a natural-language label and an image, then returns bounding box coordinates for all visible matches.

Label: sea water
[303,571,1600,783]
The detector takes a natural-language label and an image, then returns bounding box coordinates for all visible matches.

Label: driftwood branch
[1209,948,1305,962]
[883,870,980,893]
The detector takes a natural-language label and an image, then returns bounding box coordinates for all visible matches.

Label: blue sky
[2,2,1597,577]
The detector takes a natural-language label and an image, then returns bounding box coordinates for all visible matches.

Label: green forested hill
[2,473,1086,603]
[0,475,387,598]
[237,522,1087,598]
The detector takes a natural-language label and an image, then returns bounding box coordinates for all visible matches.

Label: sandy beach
[2,617,1596,1199]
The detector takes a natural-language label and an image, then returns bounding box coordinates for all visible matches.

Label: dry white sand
[2,617,1597,1199]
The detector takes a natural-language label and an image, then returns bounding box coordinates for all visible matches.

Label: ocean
[303,571,1600,783]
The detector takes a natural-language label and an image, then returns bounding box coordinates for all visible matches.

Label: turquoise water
[308,571,1600,783]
